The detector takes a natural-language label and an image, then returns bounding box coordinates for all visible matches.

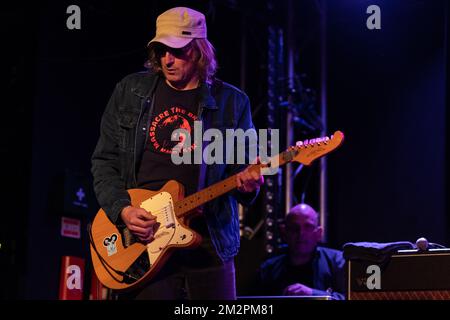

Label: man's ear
[315,226,324,242]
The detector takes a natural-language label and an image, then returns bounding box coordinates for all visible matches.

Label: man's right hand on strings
[121,206,158,243]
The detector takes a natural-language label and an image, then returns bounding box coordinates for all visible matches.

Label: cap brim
[147,35,193,49]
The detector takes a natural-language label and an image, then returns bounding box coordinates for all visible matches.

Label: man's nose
[163,51,175,65]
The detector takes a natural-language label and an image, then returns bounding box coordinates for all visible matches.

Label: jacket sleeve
[226,93,260,206]
[330,250,347,300]
[91,81,131,224]
[314,249,346,300]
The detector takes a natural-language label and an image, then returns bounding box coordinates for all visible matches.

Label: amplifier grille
[350,290,450,300]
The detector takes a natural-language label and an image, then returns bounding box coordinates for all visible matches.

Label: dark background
[1,0,448,299]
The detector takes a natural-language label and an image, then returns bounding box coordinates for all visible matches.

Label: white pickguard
[140,192,194,266]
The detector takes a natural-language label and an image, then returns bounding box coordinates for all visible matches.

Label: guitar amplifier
[347,249,450,300]
[238,295,334,300]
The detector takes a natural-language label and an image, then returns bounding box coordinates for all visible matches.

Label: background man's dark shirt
[258,246,346,300]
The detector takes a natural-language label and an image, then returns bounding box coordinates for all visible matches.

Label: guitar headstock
[286,131,344,165]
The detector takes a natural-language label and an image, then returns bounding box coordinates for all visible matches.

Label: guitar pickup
[141,192,176,229]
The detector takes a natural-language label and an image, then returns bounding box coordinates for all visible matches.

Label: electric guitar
[89,131,344,291]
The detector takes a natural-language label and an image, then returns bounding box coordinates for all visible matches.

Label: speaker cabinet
[347,249,450,300]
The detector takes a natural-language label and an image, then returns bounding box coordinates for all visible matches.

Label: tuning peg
[296,135,332,148]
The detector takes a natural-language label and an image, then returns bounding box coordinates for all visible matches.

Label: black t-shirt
[261,256,315,295]
[284,260,314,289]
[137,80,201,196]
[137,80,209,238]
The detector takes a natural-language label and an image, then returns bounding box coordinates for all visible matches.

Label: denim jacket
[91,71,259,261]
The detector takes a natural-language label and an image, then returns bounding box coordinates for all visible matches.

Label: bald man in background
[258,203,345,300]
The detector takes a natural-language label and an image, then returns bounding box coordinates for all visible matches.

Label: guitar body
[89,180,202,291]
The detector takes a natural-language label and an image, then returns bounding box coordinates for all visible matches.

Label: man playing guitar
[91,7,263,299]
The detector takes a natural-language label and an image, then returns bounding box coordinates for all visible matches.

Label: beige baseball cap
[147,7,207,49]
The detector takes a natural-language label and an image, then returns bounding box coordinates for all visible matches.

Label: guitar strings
[140,204,172,216]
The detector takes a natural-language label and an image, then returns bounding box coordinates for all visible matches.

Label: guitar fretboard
[174,150,294,218]
[175,174,238,217]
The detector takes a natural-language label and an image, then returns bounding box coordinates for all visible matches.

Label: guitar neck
[175,152,292,218]
[174,174,239,217]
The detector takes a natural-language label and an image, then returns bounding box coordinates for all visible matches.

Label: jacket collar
[198,81,219,110]
[131,72,219,111]
[131,72,161,99]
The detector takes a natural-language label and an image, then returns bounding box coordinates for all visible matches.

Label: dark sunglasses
[154,43,192,59]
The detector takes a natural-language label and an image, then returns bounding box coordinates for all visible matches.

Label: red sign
[61,217,81,239]
[59,256,85,300]
[89,271,109,300]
